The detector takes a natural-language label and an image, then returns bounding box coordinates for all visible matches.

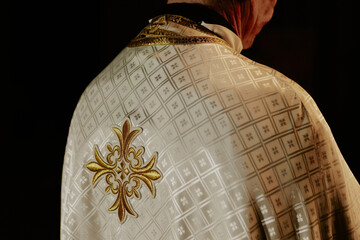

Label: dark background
[10,0,358,239]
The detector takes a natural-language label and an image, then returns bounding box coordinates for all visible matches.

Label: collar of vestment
[155,3,236,34]
[128,3,243,54]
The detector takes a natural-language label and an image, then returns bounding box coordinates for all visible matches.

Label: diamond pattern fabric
[61,14,360,240]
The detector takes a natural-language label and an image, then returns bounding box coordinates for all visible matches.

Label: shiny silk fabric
[61,14,360,239]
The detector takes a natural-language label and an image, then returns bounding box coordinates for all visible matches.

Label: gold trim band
[128,14,230,48]
[128,36,229,48]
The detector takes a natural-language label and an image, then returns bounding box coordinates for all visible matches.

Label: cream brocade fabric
[61,15,360,239]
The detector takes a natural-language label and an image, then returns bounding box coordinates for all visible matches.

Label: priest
[61,0,360,239]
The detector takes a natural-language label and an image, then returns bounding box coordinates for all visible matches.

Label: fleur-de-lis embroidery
[86,119,162,223]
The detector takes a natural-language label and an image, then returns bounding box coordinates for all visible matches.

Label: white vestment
[61,14,360,239]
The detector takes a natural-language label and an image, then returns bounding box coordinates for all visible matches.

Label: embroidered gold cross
[86,119,162,223]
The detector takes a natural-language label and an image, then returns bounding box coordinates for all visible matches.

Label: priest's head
[167,0,277,49]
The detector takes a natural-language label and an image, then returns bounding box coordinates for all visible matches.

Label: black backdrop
[10,0,358,238]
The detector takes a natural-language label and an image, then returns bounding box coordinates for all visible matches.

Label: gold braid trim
[128,14,229,48]
[137,28,182,38]
[128,36,230,48]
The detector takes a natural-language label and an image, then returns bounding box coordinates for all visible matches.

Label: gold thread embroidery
[139,28,182,38]
[86,119,162,223]
[152,14,219,36]
[128,36,230,48]
[128,14,230,48]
